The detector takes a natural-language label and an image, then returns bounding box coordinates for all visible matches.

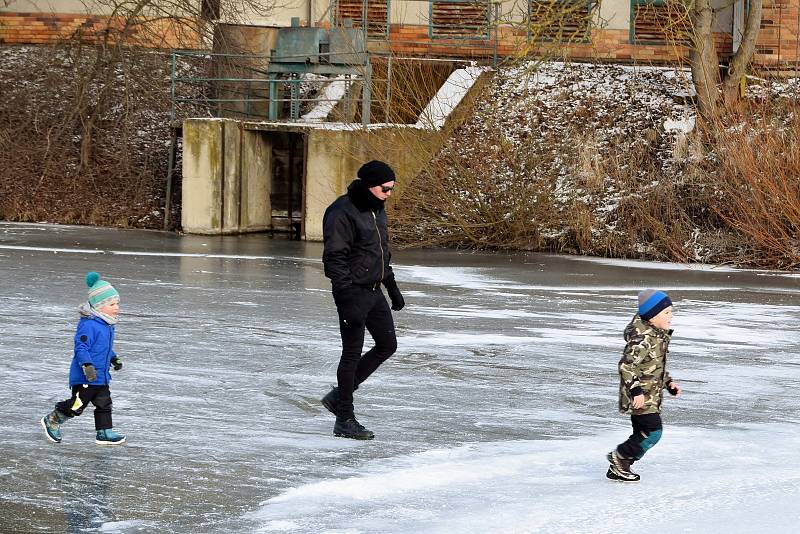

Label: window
[630,0,690,45]
[201,0,220,20]
[528,0,594,43]
[430,0,491,39]
[333,0,389,38]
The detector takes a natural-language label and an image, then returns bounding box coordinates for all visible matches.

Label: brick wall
[0,12,203,48]
[388,24,734,64]
[755,0,800,68]
[2,5,797,68]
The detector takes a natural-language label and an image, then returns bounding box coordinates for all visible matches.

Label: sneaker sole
[607,471,639,482]
[95,437,126,446]
[333,432,374,440]
[606,464,640,481]
[40,417,61,444]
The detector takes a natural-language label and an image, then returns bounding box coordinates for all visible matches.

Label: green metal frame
[170,50,273,122]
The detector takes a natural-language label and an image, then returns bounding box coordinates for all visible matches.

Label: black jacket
[322,180,393,294]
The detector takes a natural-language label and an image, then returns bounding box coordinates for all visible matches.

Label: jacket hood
[347,179,384,212]
[625,315,671,341]
[79,302,117,325]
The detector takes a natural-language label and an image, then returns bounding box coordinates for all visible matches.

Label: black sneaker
[606,451,640,481]
[334,417,374,440]
[321,387,339,416]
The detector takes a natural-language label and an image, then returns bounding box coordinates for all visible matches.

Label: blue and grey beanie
[638,289,672,321]
[86,272,119,309]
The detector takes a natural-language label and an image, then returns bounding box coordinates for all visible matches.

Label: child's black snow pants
[55,385,113,430]
[617,413,663,460]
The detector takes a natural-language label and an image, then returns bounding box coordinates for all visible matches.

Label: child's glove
[111,356,123,371]
[667,381,681,396]
[83,363,97,382]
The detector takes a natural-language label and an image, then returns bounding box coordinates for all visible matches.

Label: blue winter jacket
[69,314,117,387]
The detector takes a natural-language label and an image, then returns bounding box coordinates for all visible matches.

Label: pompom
[85,271,101,288]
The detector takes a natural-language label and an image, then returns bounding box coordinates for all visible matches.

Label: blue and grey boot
[40,410,68,443]
[95,428,126,445]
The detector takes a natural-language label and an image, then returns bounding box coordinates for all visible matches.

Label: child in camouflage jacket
[606,289,682,481]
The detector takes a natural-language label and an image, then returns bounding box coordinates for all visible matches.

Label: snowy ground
[1,222,799,533]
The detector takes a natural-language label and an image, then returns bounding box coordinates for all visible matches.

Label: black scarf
[347,179,384,212]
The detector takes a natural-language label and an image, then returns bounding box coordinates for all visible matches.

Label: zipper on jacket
[106,326,113,384]
[373,211,384,282]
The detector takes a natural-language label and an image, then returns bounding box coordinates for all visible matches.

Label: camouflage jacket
[618,315,674,415]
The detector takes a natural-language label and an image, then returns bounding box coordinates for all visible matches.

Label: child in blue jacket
[41,272,125,445]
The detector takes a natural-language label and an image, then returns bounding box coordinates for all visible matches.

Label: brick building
[1,0,798,68]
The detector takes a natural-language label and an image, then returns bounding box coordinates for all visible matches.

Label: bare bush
[706,102,800,268]
[0,46,189,227]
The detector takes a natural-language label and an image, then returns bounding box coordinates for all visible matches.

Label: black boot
[320,387,340,416]
[334,415,374,440]
[606,450,640,481]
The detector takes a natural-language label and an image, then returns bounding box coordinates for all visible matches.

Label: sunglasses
[380,185,395,193]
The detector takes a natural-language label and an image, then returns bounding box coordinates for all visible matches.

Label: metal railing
[169,50,395,125]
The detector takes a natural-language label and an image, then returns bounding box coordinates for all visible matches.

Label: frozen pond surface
[1,222,799,533]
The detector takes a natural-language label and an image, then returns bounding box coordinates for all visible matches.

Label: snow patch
[416,66,487,130]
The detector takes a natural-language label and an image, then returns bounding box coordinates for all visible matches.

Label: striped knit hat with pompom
[86,272,119,309]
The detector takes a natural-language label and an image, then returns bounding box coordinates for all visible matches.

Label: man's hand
[111,356,123,371]
[667,381,682,397]
[83,364,98,382]
[632,394,645,409]
[382,276,405,312]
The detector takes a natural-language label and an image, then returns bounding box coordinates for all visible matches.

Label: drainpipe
[307,0,313,26]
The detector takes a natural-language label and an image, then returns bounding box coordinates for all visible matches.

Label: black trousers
[336,286,397,417]
[55,385,113,430]
[617,413,663,461]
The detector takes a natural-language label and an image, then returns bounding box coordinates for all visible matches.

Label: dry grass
[0,45,207,229]
[705,102,800,268]
[388,63,800,269]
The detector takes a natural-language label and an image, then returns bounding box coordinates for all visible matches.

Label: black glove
[383,276,405,311]
[83,363,97,382]
[111,356,123,371]
[334,286,364,326]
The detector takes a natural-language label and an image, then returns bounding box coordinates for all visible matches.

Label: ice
[1,222,799,533]
[250,425,800,533]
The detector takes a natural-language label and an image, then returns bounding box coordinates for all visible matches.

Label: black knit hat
[357,160,396,188]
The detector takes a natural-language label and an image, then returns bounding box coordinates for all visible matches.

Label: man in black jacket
[320,160,405,440]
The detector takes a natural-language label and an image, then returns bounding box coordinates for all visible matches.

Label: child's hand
[667,381,682,397]
[632,394,645,409]
[83,364,97,382]
[111,356,123,371]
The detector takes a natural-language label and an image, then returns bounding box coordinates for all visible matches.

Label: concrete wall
[302,127,439,240]
[180,66,482,239]
[182,120,440,239]
[182,118,272,234]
